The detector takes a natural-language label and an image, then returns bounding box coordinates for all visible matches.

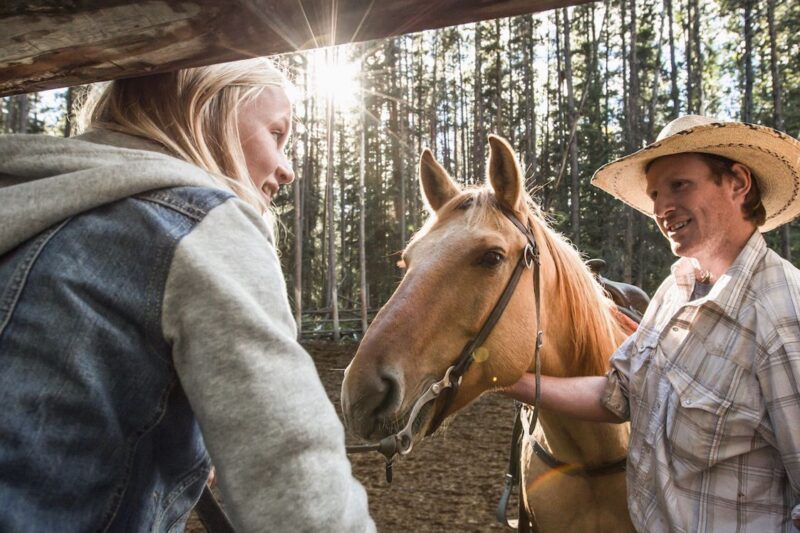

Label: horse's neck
[536,410,630,466]
[536,331,630,465]
[534,235,631,465]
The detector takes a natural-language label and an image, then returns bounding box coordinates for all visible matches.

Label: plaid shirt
[603,231,800,532]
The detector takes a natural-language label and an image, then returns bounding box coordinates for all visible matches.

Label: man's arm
[501,373,625,424]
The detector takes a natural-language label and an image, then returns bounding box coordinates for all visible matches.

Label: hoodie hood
[0,131,227,256]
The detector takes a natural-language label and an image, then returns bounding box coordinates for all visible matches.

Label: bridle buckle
[524,243,537,269]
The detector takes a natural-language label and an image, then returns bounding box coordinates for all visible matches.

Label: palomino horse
[341,136,635,531]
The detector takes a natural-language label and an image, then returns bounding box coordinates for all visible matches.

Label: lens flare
[309,46,360,109]
[472,346,490,363]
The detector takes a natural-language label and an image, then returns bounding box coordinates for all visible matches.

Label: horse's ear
[420,149,460,213]
[488,135,524,212]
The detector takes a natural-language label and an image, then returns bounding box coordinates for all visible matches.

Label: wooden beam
[1,0,592,96]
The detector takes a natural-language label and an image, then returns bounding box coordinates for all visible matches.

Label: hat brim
[591,122,800,232]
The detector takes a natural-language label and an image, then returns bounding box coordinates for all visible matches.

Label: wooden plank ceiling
[1,0,591,96]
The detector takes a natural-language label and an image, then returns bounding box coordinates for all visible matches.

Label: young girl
[0,58,374,532]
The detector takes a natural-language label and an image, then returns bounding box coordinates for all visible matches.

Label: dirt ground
[188,340,518,532]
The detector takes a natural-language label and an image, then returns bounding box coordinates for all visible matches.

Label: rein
[345,207,543,485]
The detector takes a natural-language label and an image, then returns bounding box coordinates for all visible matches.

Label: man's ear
[728,162,753,201]
[420,149,460,212]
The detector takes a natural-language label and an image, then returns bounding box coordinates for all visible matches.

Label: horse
[341,135,635,531]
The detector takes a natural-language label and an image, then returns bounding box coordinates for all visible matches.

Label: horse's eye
[479,251,504,268]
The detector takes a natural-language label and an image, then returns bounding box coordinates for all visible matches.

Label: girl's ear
[487,135,524,213]
[419,149,460,213]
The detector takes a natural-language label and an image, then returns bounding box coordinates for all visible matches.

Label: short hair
[76,58,294,212]
[645,152,766,226]
[698,153,766,226]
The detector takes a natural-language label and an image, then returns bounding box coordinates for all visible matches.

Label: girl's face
[237,86,294,206]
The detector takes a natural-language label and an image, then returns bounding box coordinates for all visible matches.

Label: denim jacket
[0,132,374,532]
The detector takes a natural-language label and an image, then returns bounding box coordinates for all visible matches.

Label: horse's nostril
[372,370,403,420]
[342,363,405,439]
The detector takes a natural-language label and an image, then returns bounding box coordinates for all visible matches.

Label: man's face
[645,153,747,264]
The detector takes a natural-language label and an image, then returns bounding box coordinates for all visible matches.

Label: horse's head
[341,135,543,444]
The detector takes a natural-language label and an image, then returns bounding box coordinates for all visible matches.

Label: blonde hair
[76,57,293,212]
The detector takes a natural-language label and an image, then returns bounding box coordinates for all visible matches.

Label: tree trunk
[692,0,704,113]
[387,39,406,249]
[624,0,640,284]
[494,18,504,136]
[429,34,439,155]
[554,8,564,186]
[541,32,553,210]
[473,24,485,179]
[358,58,369,334]
[506,18,516,147]
[628,0,640,151]
[563,8,580,246]
[9,94,30,133]
[293,159,303,338]
[457,31,470,179]
[64,87,75,137]
[768,0,790,260]
[295,59,312,337]
[742,0,754,123]
[410,34,423,230]
[685,0,694,114]
[324,51,340,341]
[647,5,666,143]
[523,15,537,179]
[337,120,347,296]
[603,2,615,267]
[666,0,680,119]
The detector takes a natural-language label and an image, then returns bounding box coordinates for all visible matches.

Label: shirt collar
[669,230,766,318]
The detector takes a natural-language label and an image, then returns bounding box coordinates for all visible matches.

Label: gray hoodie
[0,131,375,532]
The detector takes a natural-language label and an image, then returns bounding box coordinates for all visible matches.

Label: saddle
[585,258,650,323]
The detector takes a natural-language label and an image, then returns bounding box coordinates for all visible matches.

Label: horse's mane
[461,189,627,376]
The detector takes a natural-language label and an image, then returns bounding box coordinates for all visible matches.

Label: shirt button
[672,326,679,332]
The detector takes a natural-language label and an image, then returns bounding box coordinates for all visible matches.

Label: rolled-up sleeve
[602,334,637,422]
[759,325,800,527]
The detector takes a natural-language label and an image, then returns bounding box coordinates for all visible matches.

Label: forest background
[3,0,798,339]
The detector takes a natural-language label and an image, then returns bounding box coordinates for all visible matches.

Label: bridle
[346,205,544,484]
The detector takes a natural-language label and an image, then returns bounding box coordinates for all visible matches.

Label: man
[503,115,800,531]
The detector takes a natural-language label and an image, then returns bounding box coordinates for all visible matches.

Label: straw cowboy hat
[592,115,800,232]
